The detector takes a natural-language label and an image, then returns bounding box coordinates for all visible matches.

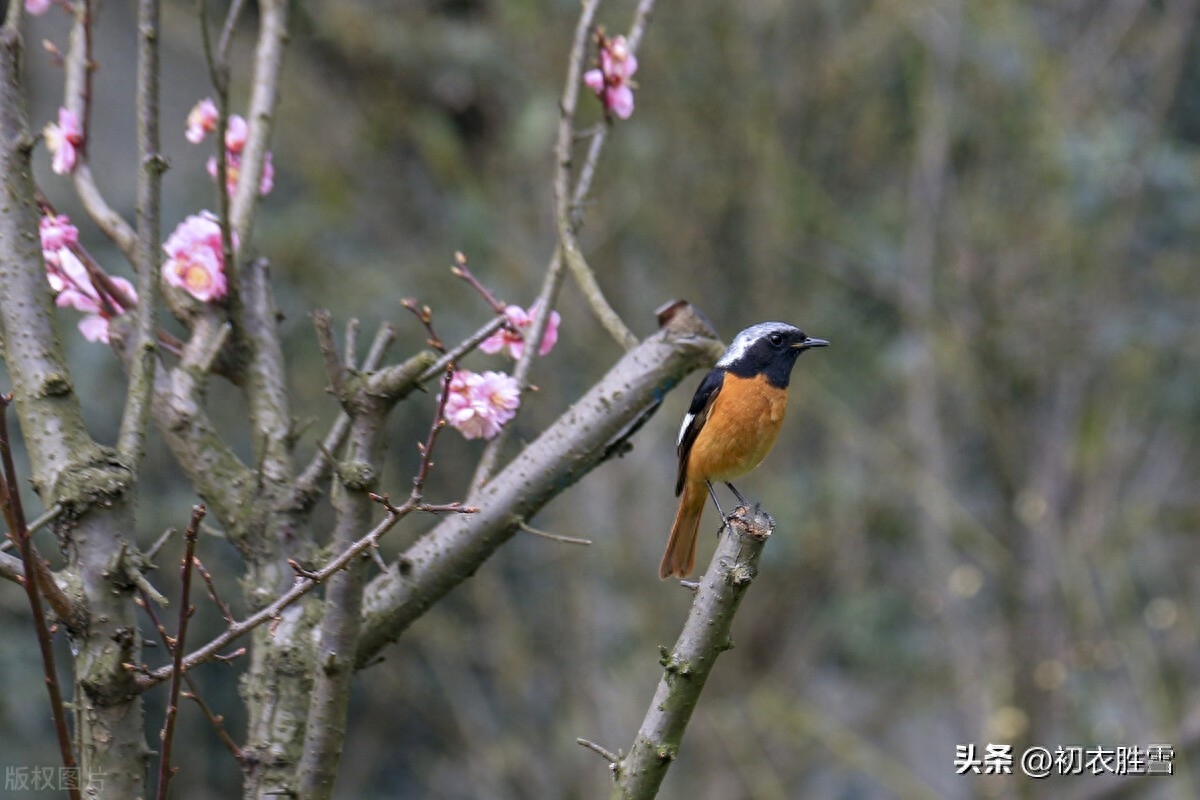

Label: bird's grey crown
[716,322,802,367]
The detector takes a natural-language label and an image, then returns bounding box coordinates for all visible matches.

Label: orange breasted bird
[660,322,828,579]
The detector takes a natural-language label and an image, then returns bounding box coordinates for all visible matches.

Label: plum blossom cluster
[441,370,522,441]
[443,301,562,440]
[186,98,275,197]
[40,213,137,343]
[162,212,232,303]
[480,303,561,359]
[43,108,82,175]
[583,32,638,119]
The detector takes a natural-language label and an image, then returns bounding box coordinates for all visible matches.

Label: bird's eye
[768,333,784,346]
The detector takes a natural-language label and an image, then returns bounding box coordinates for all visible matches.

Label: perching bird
[660,322,828,579]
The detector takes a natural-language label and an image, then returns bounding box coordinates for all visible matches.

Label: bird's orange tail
[660,481,706,579]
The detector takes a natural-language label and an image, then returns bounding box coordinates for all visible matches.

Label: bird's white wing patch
[677,412,694,447]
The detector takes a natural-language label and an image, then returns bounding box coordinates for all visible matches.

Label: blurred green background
[2,0,1199,798]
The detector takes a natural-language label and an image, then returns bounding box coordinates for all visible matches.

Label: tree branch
[607,504,774,798]
[467,252,566,492]
[354,304,723,666]
[65,0,139,261]
[470,0,656,489]
[0,396,80,800]
[118,0,164,468]
[136,349,448,689]
[230,0,288,247]
[293,322,397,510]
[0,548,24,584]
[553,0,639,350]
[156,505,204,800]
[297,363,457,799]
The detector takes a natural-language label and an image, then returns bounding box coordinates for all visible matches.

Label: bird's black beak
[794,336,829,351]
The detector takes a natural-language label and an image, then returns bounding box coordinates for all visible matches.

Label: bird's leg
[705,480,726,517]
[725,482,748,509]
[705,480,732,535]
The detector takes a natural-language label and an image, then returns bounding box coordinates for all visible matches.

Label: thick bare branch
[608,505,773,797]
[355,305,723,665]
[298,363,456,799]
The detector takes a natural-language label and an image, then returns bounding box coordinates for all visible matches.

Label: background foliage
[2,0,1198,797]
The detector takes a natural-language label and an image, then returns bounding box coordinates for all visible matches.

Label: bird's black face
[717,322,828,388]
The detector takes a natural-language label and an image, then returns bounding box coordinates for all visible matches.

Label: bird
[660,321,828,579]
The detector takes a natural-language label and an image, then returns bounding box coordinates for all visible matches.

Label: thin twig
[138,590,244,765]
[415,316,508,385]
[199,0,238,295]
[401,298,445,352]
[182,689,244,763]
[577,737,619,764]
[25,503,63,537]
[144,527,176,562]
[156,504,205,800]
[137,480,476,688]
[192,555,235,625]
[412,366,456,502]
[132,571,169,607]
[0,395,80,800]
[451,251,507,313]
[519,521,592,546]
[215,0,248,63]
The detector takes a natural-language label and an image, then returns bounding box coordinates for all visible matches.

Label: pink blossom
[76,315,112,343]
[67,276,137,343]
[441,369,521,440]
[47,250,137,344]
[186,98,218,144]
[480,303,561,360]
[162,212,230,302]
[225,115,249,154]
[25,0,54,15]
[206,150,275,197]
[39,214,79,269]
[46,247,92,296]
[43,107,83,175]
[583,34,638,119]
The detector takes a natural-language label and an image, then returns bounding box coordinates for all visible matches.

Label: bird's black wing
[675,367,725,496]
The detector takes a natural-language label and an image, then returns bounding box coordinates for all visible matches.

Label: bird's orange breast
[686,372,789,483]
